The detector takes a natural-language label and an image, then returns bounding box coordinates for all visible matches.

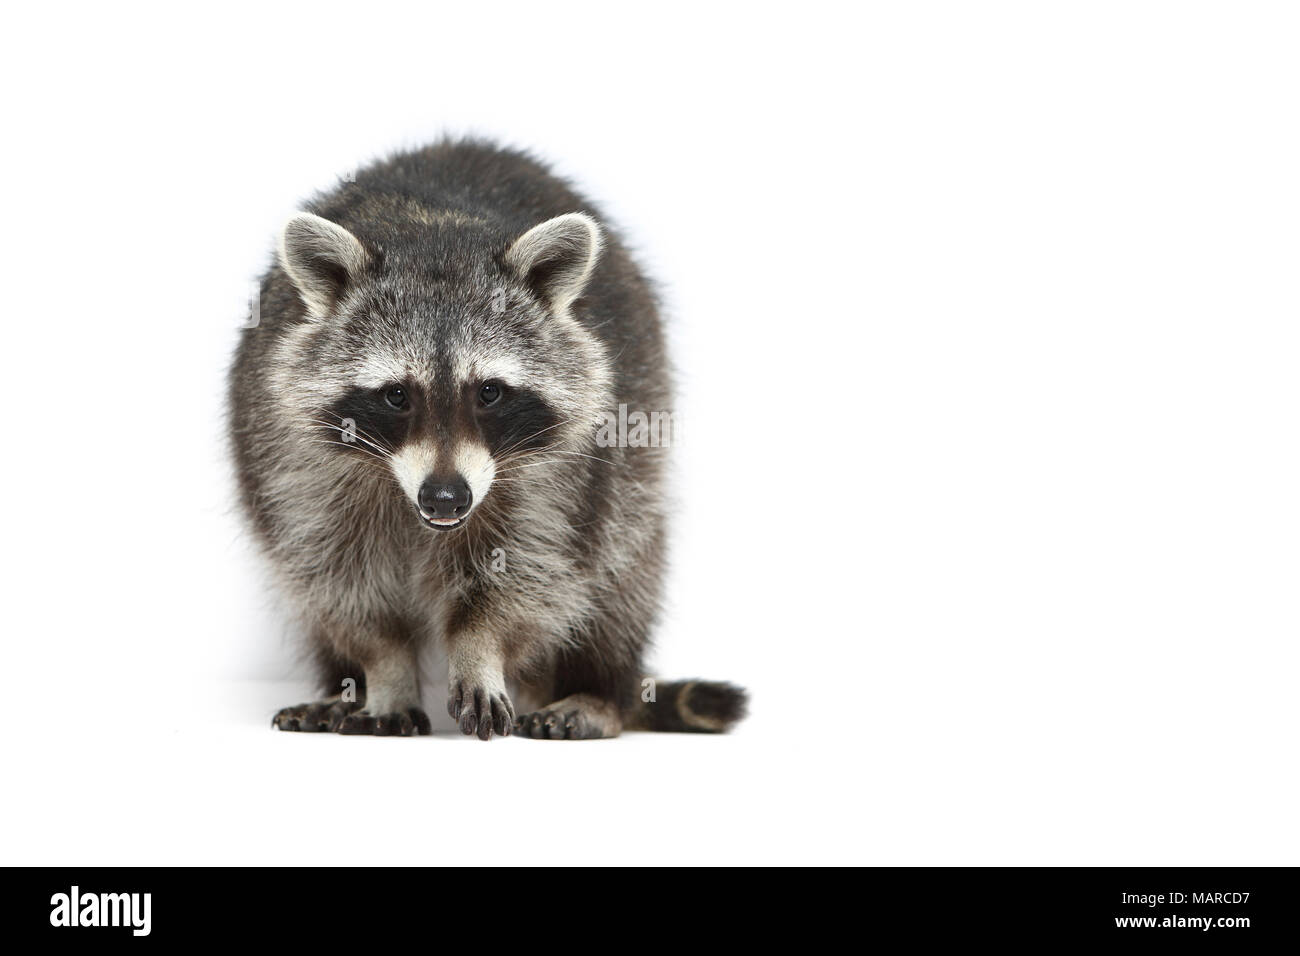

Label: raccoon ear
[505,213,603,313]
[278,213,369,319]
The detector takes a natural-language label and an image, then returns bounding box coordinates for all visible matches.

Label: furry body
[229,140,745,738]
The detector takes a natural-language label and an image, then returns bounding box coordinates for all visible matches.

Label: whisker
[496,458,601,473]
[495,418,579,460]
[527,450,618,464]
[304,439,393,467]
[305,405,396,453]
[498,450,620,471]
[304,419,393,456]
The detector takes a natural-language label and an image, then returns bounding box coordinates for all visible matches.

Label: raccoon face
[276,211,611,532]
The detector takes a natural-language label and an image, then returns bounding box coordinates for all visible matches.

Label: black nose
[418,478,473,519]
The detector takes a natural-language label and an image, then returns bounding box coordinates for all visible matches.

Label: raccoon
[228,139,747,739]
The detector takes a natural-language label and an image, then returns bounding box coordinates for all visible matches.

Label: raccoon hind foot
[273,697,431,736]
[337,708,432,736]
[272,696,361,733]
[514,693,623,740]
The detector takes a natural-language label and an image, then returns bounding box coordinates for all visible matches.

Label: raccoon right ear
[505,213,603,313]
[278,213,369,319]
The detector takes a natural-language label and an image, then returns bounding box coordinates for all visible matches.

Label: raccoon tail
[627,679,749,733]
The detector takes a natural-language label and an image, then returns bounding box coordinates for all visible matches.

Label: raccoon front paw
[337,708,432,736]
[447,681,515,740]
[272,698,361,732]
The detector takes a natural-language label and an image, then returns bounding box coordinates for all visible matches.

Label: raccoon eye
[478,381,503,407]
[384,386,409,410]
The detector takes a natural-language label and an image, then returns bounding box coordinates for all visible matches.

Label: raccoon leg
[336,642,431,736]
[445,635,515,741]
[274,630,430,736]
[272,633,367,732]
[513,639,635,740]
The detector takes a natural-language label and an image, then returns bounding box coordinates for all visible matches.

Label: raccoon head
[275,210,611,532]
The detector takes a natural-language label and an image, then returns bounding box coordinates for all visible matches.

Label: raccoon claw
[514,708,596,740]
[447,682,515,740]
[337,708,432,736]
[272,698,362,733]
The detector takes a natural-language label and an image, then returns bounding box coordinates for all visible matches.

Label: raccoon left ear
[505,213,603,313]
[278,213,370,319]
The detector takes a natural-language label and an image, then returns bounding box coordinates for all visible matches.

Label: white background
[2,2,1297,865]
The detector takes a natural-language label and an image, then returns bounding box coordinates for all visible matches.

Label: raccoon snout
[417,477,473,523]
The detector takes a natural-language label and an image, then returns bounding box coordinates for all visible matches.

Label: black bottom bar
[8,867,1297,944]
